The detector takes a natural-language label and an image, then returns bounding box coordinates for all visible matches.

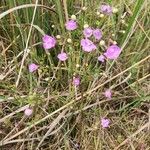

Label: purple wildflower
[81,38,97,52]
[65,20,77,31]
[83,27,93,38]
[100,4,112,15]
[104,89,112,99]
[98,55,105,62]
[73,77,80,86]
[42,35,56,50]
[24,108,33,116]
[104,45,121,60]
[28,63,38,73]
[101,118,110,128]
[93,29,102,40]
[57,52,68,61]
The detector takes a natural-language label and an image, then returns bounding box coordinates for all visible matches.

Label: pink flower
[100,4,112,15]
[73,77,80,86]
[98,55,105,62]
[28,63,38,73]
[65,20,77,31]
[83,27,93,38]
[104,89,112,99]
[81,38,97,52]
[93,29,102,40]
[57,52,68,61]
[104,45,121,60]
[42,35,56,49]
[101,118,110,128]
[24,108,33,116]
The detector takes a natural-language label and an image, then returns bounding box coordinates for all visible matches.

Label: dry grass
[0,0,150,149]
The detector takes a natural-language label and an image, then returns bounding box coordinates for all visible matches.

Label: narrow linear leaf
[121,0,144,49]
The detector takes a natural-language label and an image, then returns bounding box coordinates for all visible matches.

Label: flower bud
[84,24,89,28]
[100,14,104,18]
[76,64,80,68]
[67,38,72,43]
[71,15,76,20]
[112,8,118,13]
[96,11,100,15]
[99,40,105,46]
[56,35,61,39]
[51,25,55,28]
[82,7,87,11]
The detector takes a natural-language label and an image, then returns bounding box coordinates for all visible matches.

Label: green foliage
[0,0,150,149]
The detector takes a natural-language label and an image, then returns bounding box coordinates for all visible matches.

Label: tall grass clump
[0,0,150,149]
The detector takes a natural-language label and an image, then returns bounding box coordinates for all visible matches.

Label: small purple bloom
[98,55,105,62]
[29,63,38,73]
[104,89,112,99]
[101,118,110,128]
[65,20,77,31]
[81,38,97,52]
[24,108,33,116]
[104,45,121,60]
[100,4,112,15]
[57,52,68,61]
[93,29,102,40]
[73,77,80,86]
[42,35,56,50]
[83,27,93,38]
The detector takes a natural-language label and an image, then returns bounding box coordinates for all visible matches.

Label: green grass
[0,0,150,149]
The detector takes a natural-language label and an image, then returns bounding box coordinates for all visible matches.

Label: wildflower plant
[28,2,122,126]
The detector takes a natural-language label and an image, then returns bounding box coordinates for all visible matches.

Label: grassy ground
[0,0,150,149]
